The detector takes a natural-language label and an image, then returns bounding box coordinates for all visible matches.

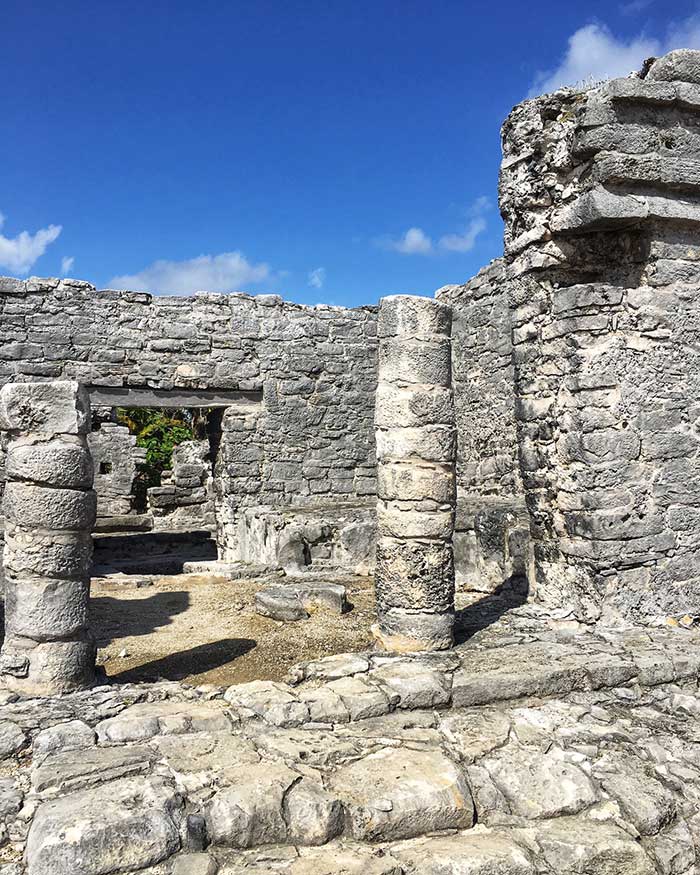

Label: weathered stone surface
[4,575,89,641]
[255,582,347,621]
[32,720,95,762]
[326,676,397,721]
[0,721,26,760]
[374,608,455,652]
[6,437,93,488]
[223,680,309,727]
[205,762,298,847]
[369,660,452,709]
[284,778,344,846]
[2,483,96,531]
[0,381,90,435]
[1,632,96,696]
[378,294,452,340]
[481,745,598,820]
[31,744,153,794]
[534,816,656,874]
[330,747,474,841]
[393,830,535,874]
[95,700,231,743]
[25,777,181,875]
[648,48,700,84]
[374,537,454,612]
[171,853,218,875]
[3,527,93,579]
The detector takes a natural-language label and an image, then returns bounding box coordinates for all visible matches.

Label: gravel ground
[90,571,377,686]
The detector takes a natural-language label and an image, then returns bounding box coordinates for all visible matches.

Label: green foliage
[116,407,194,489]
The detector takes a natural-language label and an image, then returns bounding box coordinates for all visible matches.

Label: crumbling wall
[88,418,146,520]
[436,262,529,593]
[0,280,378,559]
[148,439,216,531]
[498,49,700,623]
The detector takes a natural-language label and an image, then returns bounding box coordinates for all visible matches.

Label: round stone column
[373,295,456,652]
[0,382,96,694]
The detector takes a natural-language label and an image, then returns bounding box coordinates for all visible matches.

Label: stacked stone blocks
[0,381,96,694]
[373,295,456,651]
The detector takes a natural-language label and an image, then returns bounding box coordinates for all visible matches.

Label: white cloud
[0,212,62,275]
[620,0,654,15]
[109,251,274,294]
[308,267,326,289]
[530,14,700,96]
[60,256,75,276]
[438,217,487,253]
[385,227,433,255]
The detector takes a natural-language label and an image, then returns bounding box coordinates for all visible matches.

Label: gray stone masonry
[0,382,96,695]
[0,279,378,564]
[493,48,700,624]
[373,295,456,651]
[0,612,699,873]
[147,439,216,531]
[88,419,146,520]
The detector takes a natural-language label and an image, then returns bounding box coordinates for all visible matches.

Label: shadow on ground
[107,637,257,683]
[455,574,529,643]
[91,591,191,647]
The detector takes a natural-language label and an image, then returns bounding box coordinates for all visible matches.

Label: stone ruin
[2,47,700,875]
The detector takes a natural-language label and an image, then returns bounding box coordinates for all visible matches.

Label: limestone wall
[0,279,378,536]
[498,49,700,623]
[436,262,529,593]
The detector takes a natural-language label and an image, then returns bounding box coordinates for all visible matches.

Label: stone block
[377,460,454,503]
[376,425,456,463]
[205,762,297,847]
[378,337,451,386]
[369,659,452,709]
[375,383,453,428]
[330,747,473,842]
[6,436,93,488]
[377,294,451,339]
[284,778,344,846]
[0,632,96,695]
[373,608,454,652]
[2,482,97,530]
[374,537,454,611]
[377,501,453,539]
[648,49,700,84]
[3,574,89,641]
[0,381,90,435]
[25,777,181,875]
[3,527,92,579]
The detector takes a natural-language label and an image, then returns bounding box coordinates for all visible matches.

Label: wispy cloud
[0,212,62,275]
[109,251,274,294]
[530,14,700,96]
[380,199,491,256]
[384,227,434,255]
[60,256,75,276]
[308,267,326,289]
[620,0,654,15]
[438,218,487,253]
[437,197,490,252]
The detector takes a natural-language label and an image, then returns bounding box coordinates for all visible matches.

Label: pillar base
[371,608,455,653]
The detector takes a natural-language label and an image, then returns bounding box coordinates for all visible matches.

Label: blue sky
[2,0,699,307]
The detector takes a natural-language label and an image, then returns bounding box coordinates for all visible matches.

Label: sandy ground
[91,572,377,687]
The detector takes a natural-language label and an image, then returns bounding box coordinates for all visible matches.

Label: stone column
[373,295,456,651]
[0,382,96,694]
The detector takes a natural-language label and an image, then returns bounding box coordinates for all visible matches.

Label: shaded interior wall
[498,55,700,623]
[0,279,379,560]
[436,264,529,593]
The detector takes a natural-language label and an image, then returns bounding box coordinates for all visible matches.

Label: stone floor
[1,605,700,874]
